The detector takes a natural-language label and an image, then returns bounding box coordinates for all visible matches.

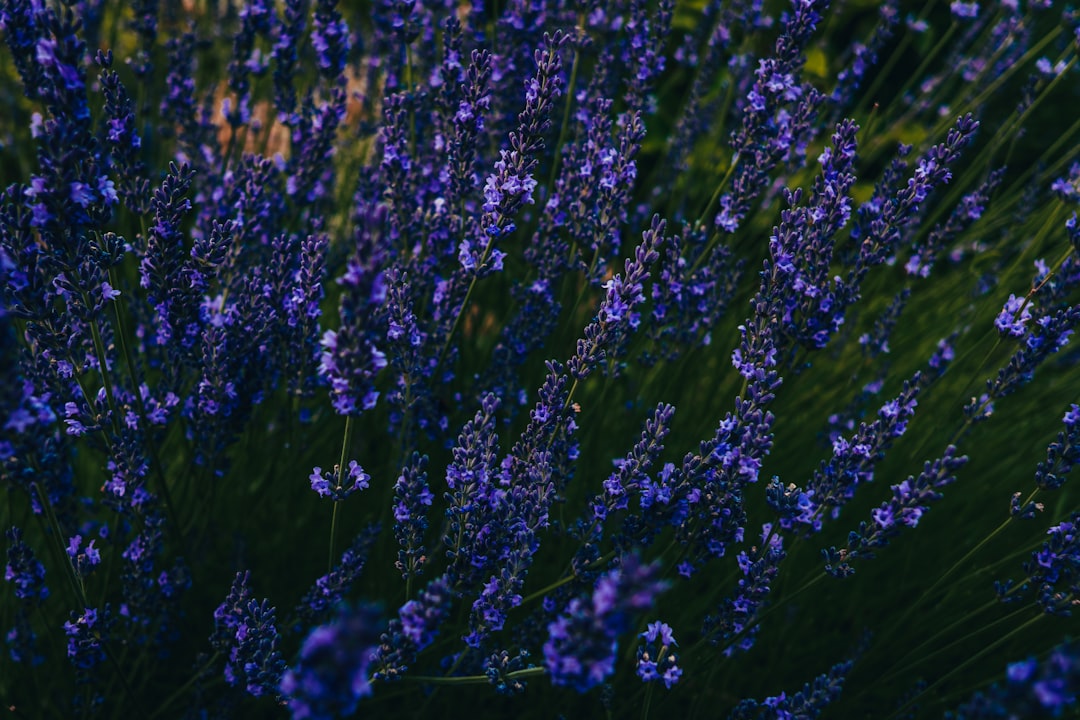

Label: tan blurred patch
[203,63,375,162]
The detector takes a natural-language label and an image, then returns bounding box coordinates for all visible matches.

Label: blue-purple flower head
[310,461,370,501]
[281,605,382,720]
[64,607,105,669]
[544,556,668,692]
[66,535,101,578]
[950,2,980,20]
[871,479,926,529]
[211,572,286,698]
[995,294,1033,339]
[5,528,48,602]
[636,621,682,689]
[1068,214,1080,257]
[1052,163,1080,202]
[951,641,1080,717]
[1029,404,1080,494]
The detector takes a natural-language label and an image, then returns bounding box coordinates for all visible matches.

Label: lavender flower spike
[458,31,568,277]
[544,555,668,692]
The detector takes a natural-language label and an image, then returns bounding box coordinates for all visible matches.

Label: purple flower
[950,641,1080,717]
[100,281,120,302]
[967,305,1080,422]
[995,294,1033,338]
[4,527,48,602]
[99,61,150,213]
[796,376,922,531]
[319,248,388,417]
[729,660,852,718]
[282,605,381,720]
[443,393,502,590]
[66,534,101,578]
[717,0,829,236]
[458,31,568,277]
[211,572,286,698]
[292,527,380,630]
[568,216,667,380]
[950,1,979,19]
[483,649,533,695]
[929,337,957,370]
[1029,404,1080,494]
[907,168,1004,278]
[371,577,452,680]
[999,513,1080,616]
[544,555,668,692]
[703,524,785,655]
[311,0,351,79]
[392,453,433,579]
[309,461,370,502]
[645,225,742,365]
[824,447,968,577]
[641,620,676,647]
[64,607,106,670]
[636,621,681,689]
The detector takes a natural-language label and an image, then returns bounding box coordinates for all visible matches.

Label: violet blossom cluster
[2,0,1080,718]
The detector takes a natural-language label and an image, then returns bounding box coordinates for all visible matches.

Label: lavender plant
[2,0,1080,718]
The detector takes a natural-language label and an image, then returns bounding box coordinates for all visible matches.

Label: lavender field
[2,0,1080,717]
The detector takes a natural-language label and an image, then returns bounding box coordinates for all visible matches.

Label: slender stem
[519,550,617,606]
[85,307,122,438]
[33,482,86,608]
[148,652,221,719]
[884,509,1020,642]
[641,682,654,720]
[544,27,581,196]
[106,266,184,546]
[435,273,478,373]
[878,602,1025,688]
[100,640,140,710]
[328,502,341,576]
[406,666,547,686]
[885,613,1043,720]
[329,415,356,572]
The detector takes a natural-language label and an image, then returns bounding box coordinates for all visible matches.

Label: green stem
[878,21,957,122]
[86,308,121,434]
[328,502,341,576]
[329,415,356,573]
[544,26,581,196]
[406,666,547,686]
[641,682,654,720]
[878,601,1025,688]
[885,613,1043,720]
[434,273,479,374]
[100,639,140,710]
[106,266,184,546]
[850,0,935,119]
[519,550,618,606]
[33,481,86,608]
[148,652,221,719]
[884,508,1020,642]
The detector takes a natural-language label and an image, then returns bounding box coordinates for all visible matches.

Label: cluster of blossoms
[635,621,682,689]
[2,0,1080,718]
[543,556,667,692]
[949,641,1080,719]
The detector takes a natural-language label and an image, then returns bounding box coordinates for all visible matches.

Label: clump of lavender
[2,0,1080,718]
[636,620,682,689]
[948,641,1080,718]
